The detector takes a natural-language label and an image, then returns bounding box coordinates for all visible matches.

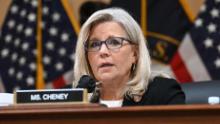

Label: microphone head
[76,75,96,93]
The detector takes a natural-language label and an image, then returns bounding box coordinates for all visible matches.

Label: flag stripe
[52,76,66,89]
[179,34,211,81]
[63,70,74,85]
[171,52,193,83]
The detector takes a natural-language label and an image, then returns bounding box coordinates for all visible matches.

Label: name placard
[15,88,88,104]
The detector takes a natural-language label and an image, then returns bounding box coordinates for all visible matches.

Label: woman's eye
[108,39,120,45]
[89,42,100,48]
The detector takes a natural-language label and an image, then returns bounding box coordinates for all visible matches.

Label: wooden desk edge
[1,104,220,114]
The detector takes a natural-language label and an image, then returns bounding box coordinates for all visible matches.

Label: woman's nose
[99,43,110,54]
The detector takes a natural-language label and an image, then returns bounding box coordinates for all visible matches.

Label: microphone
[76,75,96,93]
[76,75,100,103]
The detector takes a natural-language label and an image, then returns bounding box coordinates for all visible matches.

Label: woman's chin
[98,74,116,82]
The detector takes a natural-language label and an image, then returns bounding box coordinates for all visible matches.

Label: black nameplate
[15,88,88,104]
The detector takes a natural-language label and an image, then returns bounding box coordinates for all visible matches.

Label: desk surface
[1,104,220,124]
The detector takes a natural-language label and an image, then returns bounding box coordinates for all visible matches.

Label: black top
[122,77,185,106]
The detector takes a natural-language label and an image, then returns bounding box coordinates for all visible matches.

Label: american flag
[171,0,220,82]
[0,0,77,93]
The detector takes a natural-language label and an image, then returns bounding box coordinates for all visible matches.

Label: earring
[131,63,136,72]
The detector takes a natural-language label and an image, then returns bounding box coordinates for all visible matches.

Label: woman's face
[87,21,137,83]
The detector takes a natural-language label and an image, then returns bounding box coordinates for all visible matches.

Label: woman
[73,8,185,107]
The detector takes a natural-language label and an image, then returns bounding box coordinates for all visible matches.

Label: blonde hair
[73,8,151,101]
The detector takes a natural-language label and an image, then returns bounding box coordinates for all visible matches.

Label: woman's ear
[132,45,138,63]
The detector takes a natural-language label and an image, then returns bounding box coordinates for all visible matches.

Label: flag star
[19,57,26,65]
[41,21,45,29]
[207,23,217,33]
[17,24,24,32]
[204,38,213,48]
[46,41,55,50]
[20,9,27,17]
[217,45,220,53]
[43,55,51,64]
[16,72,23,80]
[5,34,12,43]
[49,27,58,36]
[44,71,48,78]
[22,42,29,51]
[200,5,206,12]
[43,6,49,15]
[195,18,203,27]
[32,49,37,56]
[8,68,15,76]
[11,53,18,61]
[1,48,9,58]
[10,5,18,14]
[26,76,34,86]
[28,13,36,22]
[70,53,75,61]
[214,58,220,68]
[7,20,15,28]
[210,8,219,18]
[59,48,66,56]
[14,38,21,47]
[29,62,36,71]
[52,12,60,22]
[24,27,33,37]
[31,0,38,7]
[55,62,63,71]
[61,33,69,42]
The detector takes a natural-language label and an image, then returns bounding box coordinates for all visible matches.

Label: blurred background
[2,0,219,93]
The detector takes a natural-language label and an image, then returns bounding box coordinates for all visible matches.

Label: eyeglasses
[84,37,134,52]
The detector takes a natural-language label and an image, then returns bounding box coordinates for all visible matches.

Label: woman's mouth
[99,63,114,69]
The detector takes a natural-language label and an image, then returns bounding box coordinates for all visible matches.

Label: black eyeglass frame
[84,36,135,52]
